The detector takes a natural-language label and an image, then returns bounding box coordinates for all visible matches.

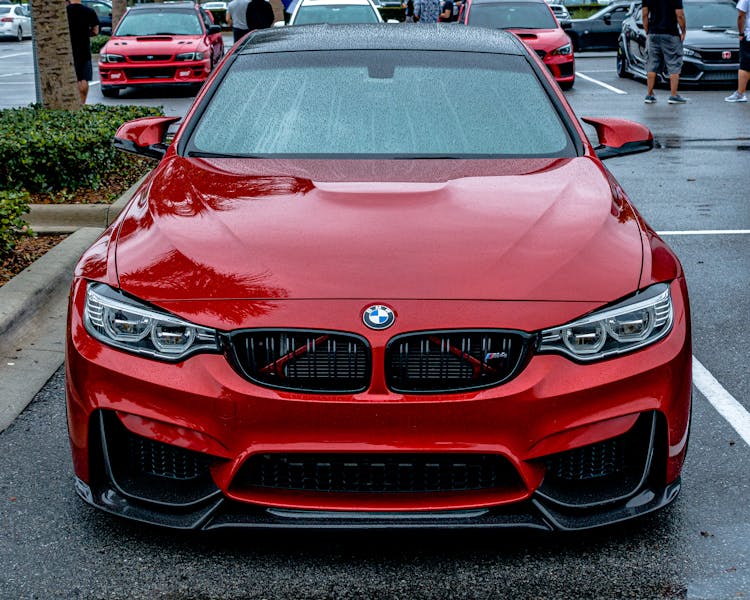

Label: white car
[288,0,384,24]
[0,4,31,42]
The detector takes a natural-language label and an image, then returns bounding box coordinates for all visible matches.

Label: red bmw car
[459,0,575,89]
[98,2,224,98]
[67,25,691,531]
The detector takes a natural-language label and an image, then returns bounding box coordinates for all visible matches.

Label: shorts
[741,38,750,72]
[646,34,682,75]
[73,58,93,82]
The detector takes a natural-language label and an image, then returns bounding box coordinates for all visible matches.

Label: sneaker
[668,95,688,104]
[644,95,656,104]
[725,91,748,103]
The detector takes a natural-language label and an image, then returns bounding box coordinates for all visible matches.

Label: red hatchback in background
[459,0,575,89]
[98,2,224,98]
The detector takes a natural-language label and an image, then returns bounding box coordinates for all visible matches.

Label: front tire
[616,44,632,79]
[560,79,574,91]
[101,86,119,98]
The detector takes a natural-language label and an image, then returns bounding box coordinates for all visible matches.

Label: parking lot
[0,39,749,599]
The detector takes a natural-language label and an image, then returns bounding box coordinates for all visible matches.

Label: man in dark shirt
[439,0,456,21]
[642,0,686,104]
[66,0,99,103]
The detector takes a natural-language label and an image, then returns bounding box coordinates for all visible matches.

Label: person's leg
[646,72,657,96]
[739,69,749,94]
[669,73,679,97]
[77,79,89,103]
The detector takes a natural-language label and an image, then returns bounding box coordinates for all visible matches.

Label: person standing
[642,0,687,104]
[439,0,456,22]
[725,0,749,102]
[226,0,251,43]
[66,0,99,104]
[413,0,439,23]
[245,0,274,31]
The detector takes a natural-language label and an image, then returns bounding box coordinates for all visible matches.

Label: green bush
[90,34,110,54]
[0,190,33,262]
[0,104,163,194]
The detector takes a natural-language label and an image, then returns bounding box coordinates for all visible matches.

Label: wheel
[101,86,120,98]
[559,79,574,91]
[16,27,22,42]
[616,44,632,79]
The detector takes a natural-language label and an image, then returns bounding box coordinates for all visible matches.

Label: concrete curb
[27,173,146,234]
[0,175,146,432]
[0,227,104,339]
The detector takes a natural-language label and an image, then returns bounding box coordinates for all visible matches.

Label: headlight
[176,52,205,61]
[100,53,125,63]
[682,48,700,58]
[538,283,673,361]
[83,282,220,361]
[550,43,572,56]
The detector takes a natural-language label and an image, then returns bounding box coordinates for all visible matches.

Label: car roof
[299,0,374,4]
[470,0,549,4]
[128,1,198,10]
[237,23,525,55]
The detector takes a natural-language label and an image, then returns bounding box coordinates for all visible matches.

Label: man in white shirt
[227,0,251,42]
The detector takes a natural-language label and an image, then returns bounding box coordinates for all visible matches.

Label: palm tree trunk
[30,0,80,110]
[111,0,126,32]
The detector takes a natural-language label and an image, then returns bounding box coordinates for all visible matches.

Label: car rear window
[294,4,381,23]
[0,7,11,14]
[186,50,574,158]
[115,8,202,36]
[467,2,558,29]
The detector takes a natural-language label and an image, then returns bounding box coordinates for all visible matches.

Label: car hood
[105,35,203,55]
[115,156,644,303]
[508,28,570,51]
[684,28,740,49]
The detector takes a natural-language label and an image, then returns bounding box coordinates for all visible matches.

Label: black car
[549,2,571,28]
[617,0,740,84]
[82,0,112,34]
[567,1,632,51]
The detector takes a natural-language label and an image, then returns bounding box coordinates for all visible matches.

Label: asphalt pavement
[0,47,748,599]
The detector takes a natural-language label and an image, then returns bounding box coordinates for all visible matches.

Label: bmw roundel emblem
[363,305,395,330]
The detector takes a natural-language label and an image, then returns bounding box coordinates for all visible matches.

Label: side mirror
[208,24,222,34]
[602,14,611,24]
[113,116,182,160]
[581,116,653,160]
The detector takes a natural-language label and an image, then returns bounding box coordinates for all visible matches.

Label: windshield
[683,2,737,28]
[115,9,203,36]
[293,4,380,23]
[467,2,558,29]
[186,50,574,158]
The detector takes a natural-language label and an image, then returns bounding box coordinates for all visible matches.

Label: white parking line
[575,72,627,95]
[693,357,750,447]
[0,52,31,59]
[658,230,750,235]
[0,72,24,78]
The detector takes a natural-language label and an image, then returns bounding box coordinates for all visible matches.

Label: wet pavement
[0,51,748,599]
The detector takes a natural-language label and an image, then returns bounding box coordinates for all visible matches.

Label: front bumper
[66,278,691,530]
[99,60,211,89]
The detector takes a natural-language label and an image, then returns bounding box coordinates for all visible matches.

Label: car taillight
[0,17,14,22]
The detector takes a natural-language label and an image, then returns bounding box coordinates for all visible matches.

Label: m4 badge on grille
[363,304,395,330]
[722,51,732,60]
